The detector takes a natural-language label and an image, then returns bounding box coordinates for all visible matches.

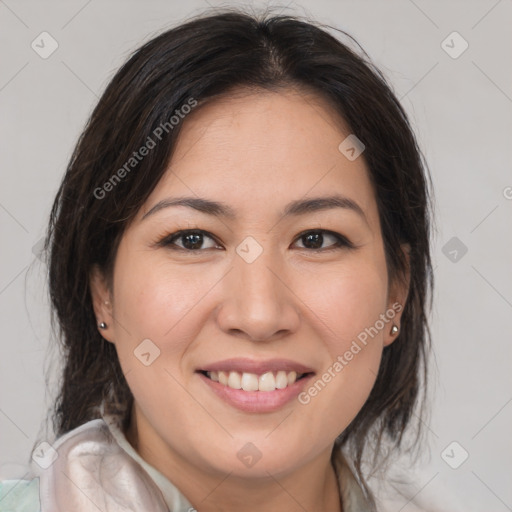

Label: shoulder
[28,416,169,511]
[0,478,41,512]
[0,419,109,512]
[30,416,126,481]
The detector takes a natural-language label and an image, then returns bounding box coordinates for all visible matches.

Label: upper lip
[197,358,315,375]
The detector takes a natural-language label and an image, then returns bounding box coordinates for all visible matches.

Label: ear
[383,243,411,347]
[89,264,115,343]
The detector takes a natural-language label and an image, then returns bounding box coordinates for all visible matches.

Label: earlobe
[384,243,410,347]
[89,265,115,343]
[384,321,401,347]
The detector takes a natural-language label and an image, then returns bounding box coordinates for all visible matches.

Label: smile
[203,370,308,392]
[196,370,315,413]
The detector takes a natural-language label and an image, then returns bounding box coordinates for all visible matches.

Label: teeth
[275,371,288,389]
[258,372,275,391]
[227,371,242,389]
[242,372,260,391]
[287,371,297,385]
[206,370,304,391]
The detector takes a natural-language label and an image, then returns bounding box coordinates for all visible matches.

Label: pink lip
[198,372,315,413]
[198,357,315,375]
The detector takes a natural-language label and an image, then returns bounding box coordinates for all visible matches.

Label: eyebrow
[141,194,368,225]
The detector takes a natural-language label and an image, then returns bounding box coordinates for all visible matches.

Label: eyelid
[157,229,222,250]
[157,228,355,252]
[293,229,355,251]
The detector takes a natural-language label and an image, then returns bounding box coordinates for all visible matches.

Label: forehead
[138,88,379,230]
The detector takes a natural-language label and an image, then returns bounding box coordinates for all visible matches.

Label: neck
[125,413,343,512]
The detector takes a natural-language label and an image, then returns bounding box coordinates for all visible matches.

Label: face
[90,88,409,480]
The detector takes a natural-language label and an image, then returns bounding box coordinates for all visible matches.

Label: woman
[0,7,435,511]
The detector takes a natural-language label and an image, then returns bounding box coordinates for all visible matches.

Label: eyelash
[156,228,356,253]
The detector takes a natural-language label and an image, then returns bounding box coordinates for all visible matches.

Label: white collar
[31,412,373,511]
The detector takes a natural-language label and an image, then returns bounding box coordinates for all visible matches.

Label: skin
[90,87,410,512]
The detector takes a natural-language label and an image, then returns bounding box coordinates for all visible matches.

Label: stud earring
[99,322,108,330]
[390,324,399,335]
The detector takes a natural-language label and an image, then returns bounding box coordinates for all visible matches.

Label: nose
[215,246,301,342]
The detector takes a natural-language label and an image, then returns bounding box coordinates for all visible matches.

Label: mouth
[195,359,316,413]
[197,369,314,392]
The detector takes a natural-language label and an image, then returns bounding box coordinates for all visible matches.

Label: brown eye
[161,230,220,251]
[158,228,354,253]
[294,230,353,251]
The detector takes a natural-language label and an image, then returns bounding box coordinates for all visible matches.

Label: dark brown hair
[41,6,434,504]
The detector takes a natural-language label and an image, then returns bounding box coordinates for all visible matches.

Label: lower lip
[197,372,315,413]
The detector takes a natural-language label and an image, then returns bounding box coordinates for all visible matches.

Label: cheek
[300,258,388,349]
[329,265,388,374]
[110,255,215,429]
[112,252,223,366]
[293,260,388,433]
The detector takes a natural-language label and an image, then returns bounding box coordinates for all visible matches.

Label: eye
[159,229,221,251]
[157,228,355,253]
[293,229,354,251]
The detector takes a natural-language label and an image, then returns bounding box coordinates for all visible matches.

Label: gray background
[1,0,511,510]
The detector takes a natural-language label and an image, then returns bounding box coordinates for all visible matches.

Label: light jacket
[0,412,374,511]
